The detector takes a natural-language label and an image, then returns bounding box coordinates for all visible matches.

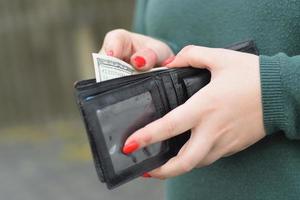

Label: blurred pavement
[0,119,164,200]
[0,1,163,199]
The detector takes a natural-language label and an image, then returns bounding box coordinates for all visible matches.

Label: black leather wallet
[74,40,258,189]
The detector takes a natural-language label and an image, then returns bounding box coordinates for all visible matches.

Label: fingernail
[142,173,151,178]
[122,141,139,154]
[134,56,146,68]
[162,56,175,66]
[107,50,114,56]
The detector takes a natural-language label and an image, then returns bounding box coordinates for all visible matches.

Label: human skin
[101,29,174,70]
[101,29,266,179]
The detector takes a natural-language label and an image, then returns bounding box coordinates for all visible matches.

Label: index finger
[122,93,206,154]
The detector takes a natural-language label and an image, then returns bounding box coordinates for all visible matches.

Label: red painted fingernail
[134,56,146,68]
[122,141,139,154]
[107,50,114,56]
[142,173,152,178]
[162,56,175,66]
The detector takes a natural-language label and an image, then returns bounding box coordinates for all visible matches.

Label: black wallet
[74,40,259,189]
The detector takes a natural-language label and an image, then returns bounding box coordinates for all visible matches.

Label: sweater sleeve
[260,53,300,139]
[132,0,180,53]
[132,0,147,34]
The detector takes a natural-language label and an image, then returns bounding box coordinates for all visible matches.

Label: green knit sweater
[133,0,300,199]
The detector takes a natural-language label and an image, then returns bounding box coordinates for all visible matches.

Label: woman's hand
[123,45,266,179]
[101,29,174,70]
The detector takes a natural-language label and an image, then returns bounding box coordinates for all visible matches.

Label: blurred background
[0,0,164,199]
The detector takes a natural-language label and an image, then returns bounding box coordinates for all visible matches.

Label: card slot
[75,68,169,91]
[75,68,195,100]
[182,73,211,98]
[81,77,153,102]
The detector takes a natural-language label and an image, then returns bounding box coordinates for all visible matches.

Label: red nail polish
[107,50,114,56]
[134,56,146,68]
[162,56,175,66]
[122,141,139,154]
[142,173,151,178]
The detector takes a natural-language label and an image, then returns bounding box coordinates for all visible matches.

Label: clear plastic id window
[96,92,164,174]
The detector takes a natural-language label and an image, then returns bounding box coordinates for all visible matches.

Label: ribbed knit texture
[133,0,300,199]
[260,55,285,134]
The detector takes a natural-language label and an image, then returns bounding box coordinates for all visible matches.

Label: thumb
[166,45,220,71]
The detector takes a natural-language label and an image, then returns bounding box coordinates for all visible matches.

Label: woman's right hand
[101,29,175,71]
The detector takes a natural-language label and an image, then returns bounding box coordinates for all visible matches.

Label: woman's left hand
[123,45,266,179]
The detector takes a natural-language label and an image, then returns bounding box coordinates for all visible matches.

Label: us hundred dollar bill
[92,53,167,82]
[92,53,136,82]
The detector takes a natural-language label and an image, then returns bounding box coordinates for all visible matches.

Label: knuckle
[141,133,152,144]
[182,45,196,53]
[106,28,128,38]
[114,28,128,35]
[180,160,194,173]
[162,115,177,137]
[137,127,153,143]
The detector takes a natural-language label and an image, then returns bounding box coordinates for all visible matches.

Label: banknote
[92,53,168,82]
[92,53,136,82]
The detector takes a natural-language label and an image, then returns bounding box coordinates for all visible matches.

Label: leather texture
[74,40,259,189]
